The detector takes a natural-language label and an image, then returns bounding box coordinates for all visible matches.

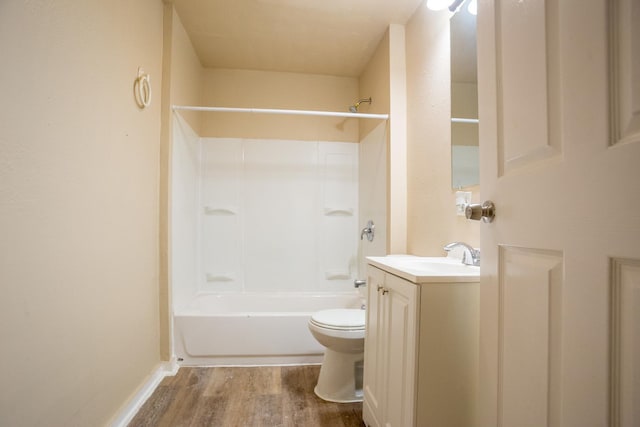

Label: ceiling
[172,0,425,77]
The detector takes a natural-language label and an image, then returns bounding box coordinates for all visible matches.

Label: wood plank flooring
[128,365,365,427]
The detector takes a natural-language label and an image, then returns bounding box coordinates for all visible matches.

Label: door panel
[499,246,563,427]
[610,258,640,427]
[478,0,640,426]
[611,0,640,146]
[496,0,561,175]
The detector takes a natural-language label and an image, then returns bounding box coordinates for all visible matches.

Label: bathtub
[173,292,364,366]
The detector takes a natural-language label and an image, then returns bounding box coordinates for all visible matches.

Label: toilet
[308,308,366,403]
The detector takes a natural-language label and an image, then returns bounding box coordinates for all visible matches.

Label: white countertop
[367,255,480,283]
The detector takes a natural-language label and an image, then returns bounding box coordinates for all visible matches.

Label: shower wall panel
[199,138,358,293]
[243,140,318,293]
[319,143,359,284]
[171,115,201,311]
[200,138,243,292]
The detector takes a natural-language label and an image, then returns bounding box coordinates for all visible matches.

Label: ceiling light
[468,0,477,15]
[426,0,453,11]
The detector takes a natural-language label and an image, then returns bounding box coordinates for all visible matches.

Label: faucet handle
[472,249,480,265]
[461,249,480,266]
[360,220,375,242]
[443,242,480,266]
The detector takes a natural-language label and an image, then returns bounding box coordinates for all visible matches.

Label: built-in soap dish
[323,208,354,216]
[204,206,238,215]
[206,273,235,282]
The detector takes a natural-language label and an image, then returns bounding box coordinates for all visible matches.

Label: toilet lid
[310,309,365,330]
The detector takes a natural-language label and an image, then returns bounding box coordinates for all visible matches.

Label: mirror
[450,0,479,189]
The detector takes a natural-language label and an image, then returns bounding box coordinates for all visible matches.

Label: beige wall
[158,4,205,361]
[168,8,205,134]
[201,69,359,142]
[359,31,393,253]
[0,1,164,425]
[359,27,408,254]
[355,29,392,268]
[359,32,390,140]
[388,24,408,254]
[405,3,480,255]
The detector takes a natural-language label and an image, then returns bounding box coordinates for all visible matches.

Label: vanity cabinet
[363,261,479,427]
[363,265,418,427]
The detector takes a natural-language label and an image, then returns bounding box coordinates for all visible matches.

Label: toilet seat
[309,309,365,331]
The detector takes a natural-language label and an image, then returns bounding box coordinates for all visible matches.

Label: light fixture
[468,0,477,15]
[448,0,465,12]
[427,0,473,14]
[426,0,451,10]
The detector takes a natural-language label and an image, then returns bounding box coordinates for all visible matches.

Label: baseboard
[177,353,324,367]
[109,357,179,427]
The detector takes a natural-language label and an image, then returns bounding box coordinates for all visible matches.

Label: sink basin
[367,255,480,283]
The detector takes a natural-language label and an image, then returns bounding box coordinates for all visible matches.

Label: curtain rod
[172,105,389,120]
[451,117,479,124]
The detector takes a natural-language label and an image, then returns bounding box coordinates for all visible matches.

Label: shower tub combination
[170,111,387,366]
[174,292,364,366]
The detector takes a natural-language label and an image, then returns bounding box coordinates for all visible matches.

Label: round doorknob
[465,201,496,223]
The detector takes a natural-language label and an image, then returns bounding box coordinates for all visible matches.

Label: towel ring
[135,67,151,109]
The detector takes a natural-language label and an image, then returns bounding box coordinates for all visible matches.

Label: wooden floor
[128,365,365,427]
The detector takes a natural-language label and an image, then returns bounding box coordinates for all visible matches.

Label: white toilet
[308,308,366,403]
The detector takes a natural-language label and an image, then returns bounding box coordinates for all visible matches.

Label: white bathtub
[173,292,364,366]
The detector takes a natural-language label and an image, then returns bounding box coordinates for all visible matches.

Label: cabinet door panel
[363,266,385,427]
[384,274,418,427]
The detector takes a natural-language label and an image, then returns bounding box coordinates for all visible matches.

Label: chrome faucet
[443,242,480,266]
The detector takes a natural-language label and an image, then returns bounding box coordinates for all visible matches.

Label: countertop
[366,255,480,283]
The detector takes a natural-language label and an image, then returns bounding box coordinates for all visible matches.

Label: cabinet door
[384,273,418,427]
[363,265,385,427]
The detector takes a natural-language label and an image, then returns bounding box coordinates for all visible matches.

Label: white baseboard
[109,357,179,427]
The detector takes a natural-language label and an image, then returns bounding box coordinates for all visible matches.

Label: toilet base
[314,348,364,403]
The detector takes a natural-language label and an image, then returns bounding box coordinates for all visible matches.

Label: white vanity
[363,255,479,427]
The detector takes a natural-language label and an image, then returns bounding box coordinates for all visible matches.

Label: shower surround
[171,115,371,365]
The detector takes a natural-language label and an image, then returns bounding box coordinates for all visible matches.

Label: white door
[477,1,640,426]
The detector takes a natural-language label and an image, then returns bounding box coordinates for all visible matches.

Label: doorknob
[465,200,496,223]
